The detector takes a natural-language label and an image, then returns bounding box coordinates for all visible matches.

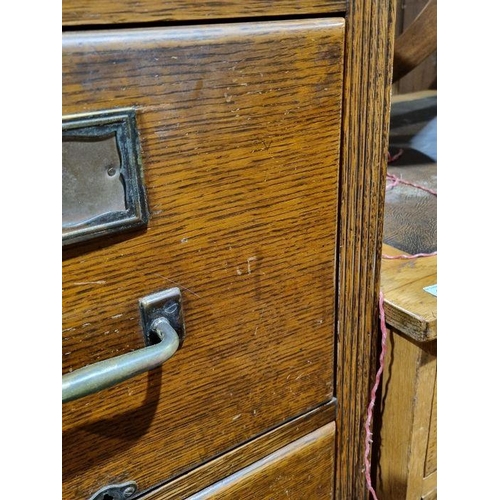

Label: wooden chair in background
[393,0,437,85]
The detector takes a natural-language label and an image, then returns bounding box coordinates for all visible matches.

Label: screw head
[123,486,136,498]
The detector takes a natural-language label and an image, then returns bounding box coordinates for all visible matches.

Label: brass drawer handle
[62,318,179,403]
[62,288,184,403]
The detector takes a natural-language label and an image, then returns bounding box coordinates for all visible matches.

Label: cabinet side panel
[335,0,396,498]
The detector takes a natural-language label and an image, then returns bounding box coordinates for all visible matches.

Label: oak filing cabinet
[62,2,396,499]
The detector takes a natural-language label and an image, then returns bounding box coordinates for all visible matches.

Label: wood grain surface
[185,422,336,499]
[421,484,437,500]
[374,329,437,499]
[374,242,437,499]
[62,1,346,27]
[424,382,437,476]
[62,19,344,500]
[142,401,336,499]
[335,0,396,497]
[380,244,437,342]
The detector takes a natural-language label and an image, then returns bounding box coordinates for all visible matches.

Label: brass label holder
[62,108,148,246]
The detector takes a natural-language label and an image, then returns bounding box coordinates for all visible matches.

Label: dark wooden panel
[62,0,346,27]
[62,19,344,500]
[185,422,336,499]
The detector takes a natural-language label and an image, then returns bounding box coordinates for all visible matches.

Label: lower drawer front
[187,423,336,500]
[62,19,344,499]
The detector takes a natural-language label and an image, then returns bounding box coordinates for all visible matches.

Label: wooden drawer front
[186,423,336,499]
[63,19,344,500]
[62,1,346,27]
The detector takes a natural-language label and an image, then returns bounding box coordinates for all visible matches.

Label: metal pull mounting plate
[88,481,138,500]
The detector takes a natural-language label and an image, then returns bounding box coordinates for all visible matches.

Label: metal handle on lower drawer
[62,317,179,403]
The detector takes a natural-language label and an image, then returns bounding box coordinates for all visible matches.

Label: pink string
[386,173,437,196]
[382,251,437,260]
[364,291,388,500]
[364,150,438,498]
[387,148,404,163]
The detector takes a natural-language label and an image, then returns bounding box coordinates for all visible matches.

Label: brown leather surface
[384,159,437,255]
[383,95,437,255]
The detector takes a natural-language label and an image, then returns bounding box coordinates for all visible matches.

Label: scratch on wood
[74,281,106,285]
[155,274,201,298]
[262,139,272,150]
[247,256,257,274]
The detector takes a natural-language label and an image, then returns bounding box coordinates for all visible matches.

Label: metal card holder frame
[62,108,148,246]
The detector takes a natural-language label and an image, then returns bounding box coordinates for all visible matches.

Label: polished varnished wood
[380,244,437,342]
[185,423,336,499]
[335,1,396,497]
[143,405,336,499]
[62,0,346,27]
[62,19,344,500]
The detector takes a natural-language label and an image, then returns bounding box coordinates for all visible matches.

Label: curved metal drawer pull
[62,317,179,403]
